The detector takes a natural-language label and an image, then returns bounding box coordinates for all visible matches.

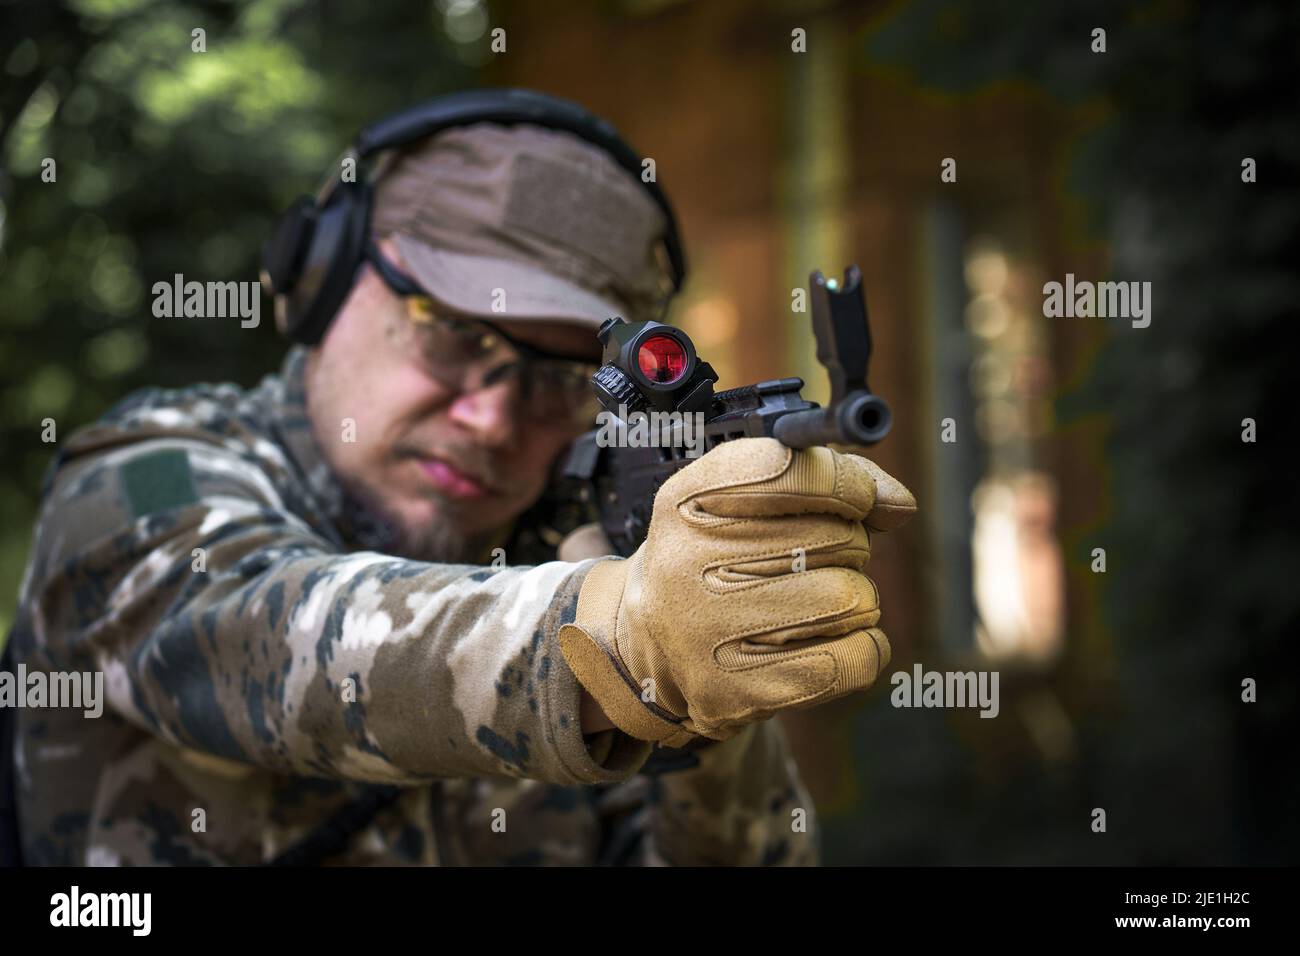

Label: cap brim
[393,234,629,329]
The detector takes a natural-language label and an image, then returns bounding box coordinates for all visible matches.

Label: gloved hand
[558,437,916,747]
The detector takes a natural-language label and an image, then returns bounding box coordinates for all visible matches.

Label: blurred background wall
[1,0,1294,864]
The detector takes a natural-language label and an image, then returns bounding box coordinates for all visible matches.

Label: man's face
[303,237,600,562]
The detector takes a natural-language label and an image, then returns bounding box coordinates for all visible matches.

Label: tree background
[847,0,1296,865]
[1,0,477,621]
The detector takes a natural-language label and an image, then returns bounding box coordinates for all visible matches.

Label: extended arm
[21,432,651,787]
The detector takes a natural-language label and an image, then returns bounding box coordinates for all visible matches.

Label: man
[2,90,914,865]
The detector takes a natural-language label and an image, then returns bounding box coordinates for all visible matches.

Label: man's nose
[447,379,519,446]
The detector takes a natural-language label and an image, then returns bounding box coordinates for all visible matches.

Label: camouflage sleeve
[634,719,820,866]
[24,433,652,787]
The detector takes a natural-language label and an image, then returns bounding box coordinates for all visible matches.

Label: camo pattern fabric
[4,347,818,866]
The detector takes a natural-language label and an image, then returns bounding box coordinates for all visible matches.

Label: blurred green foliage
[0,0,478,634]
[851,0,1297,863]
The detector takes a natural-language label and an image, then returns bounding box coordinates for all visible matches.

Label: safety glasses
[365,242,602,428]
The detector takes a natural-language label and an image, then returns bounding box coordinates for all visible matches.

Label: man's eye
[431,317,493,352]
[540,363,595,391]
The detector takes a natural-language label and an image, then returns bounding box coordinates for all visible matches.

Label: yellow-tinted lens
[402,301,598,426]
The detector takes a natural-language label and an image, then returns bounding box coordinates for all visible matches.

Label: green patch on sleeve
[120,449,199,519]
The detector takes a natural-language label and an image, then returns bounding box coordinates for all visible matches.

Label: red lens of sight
[637,335,688,384]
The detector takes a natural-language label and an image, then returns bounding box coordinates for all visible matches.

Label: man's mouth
[414,454,494,499]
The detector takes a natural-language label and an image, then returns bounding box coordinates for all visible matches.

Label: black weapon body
[562,266,891,557]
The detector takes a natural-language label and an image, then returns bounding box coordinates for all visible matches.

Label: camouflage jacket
[5,347,818,865]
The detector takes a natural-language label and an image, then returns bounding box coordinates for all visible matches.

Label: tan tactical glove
[559,437,915,747]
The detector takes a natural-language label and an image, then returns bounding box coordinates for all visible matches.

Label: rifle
[561,266,892,557]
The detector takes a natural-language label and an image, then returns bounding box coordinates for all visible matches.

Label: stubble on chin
[336,475,501,565]
[304,355,499,564]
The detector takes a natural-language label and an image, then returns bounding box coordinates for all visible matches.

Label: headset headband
[262,88,687,346]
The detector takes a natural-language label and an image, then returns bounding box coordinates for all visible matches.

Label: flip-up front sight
[771,267,892,447]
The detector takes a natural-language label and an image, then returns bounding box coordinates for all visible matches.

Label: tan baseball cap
[370,121,673,329]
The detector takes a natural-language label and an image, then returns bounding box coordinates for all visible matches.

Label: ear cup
[279,182,373,345]
[261,195,317,296]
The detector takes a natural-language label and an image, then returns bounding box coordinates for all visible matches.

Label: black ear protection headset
[261,87,688,346]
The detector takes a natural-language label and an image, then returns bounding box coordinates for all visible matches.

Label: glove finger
[693,627,892,735]
[845,455,917,532]
[674,441,877,521]
[699,517,871,583]
[708,567,881,649]
[657,437,792,503]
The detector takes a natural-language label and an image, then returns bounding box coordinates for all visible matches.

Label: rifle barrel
[772,392,892,448]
